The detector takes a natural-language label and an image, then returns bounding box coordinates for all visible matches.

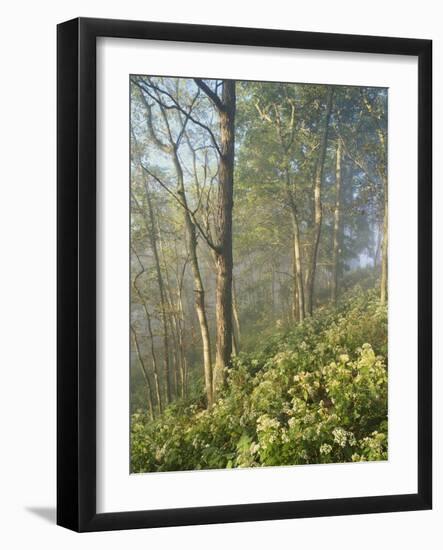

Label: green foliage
[131,288,388,472]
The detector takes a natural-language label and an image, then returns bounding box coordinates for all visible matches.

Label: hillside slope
[131,288,388,472]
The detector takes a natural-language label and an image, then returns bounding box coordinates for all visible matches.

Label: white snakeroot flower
[320,443,332,455]
[332,427,347,447]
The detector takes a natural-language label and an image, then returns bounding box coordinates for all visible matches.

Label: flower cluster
[131,288,388,472]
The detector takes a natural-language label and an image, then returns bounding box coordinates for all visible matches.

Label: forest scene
[130,76,388,473]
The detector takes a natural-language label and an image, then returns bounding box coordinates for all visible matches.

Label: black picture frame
[57,17,432,532]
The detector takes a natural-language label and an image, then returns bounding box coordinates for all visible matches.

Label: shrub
[131,288,388,472]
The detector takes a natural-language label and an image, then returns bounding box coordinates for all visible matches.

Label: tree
[131,246,163,414]
[130,157,173,404]
[194,79,236,392]
[252,84,306,322]
[131,323,155,420]
[331,139,342,303]
[335,86,387,303]
[304,86,334,315]
[132,77,215,406]
[361,90,388,304]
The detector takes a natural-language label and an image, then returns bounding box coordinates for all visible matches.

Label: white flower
[320,443,332,455]
[332,427,347,447]
[250,443,260,454]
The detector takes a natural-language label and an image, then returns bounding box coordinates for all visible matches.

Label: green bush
[131,288,388,472]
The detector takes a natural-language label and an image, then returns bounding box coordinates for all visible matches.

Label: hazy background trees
[129,76,387,417]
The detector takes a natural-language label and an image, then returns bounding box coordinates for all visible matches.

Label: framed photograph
[57,17,432,532]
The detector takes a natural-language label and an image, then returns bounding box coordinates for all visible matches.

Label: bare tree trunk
[291,246,299,322]
[331,140,342,304]
[292,214,305,321]
[170,152,214,407]
[174,252,189,399]
[131,247,164,414]
[380,178,388,304]
[305,87,334,315]
[213,255,232,391]
[285,169,305,322]
[212,80,236,393]
[373,220,382,268]
[131,324,155,420]
[176,303,187,398]
[145,309,163,414]
[361,91,388,304]
[232,332,238,356]
[379,147,388,305]
[188,221,214,406]
[232,277,241,349]
[143,179,172,403]
[156,219,184,399]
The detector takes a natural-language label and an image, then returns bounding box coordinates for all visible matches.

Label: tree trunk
[331,140,342,304]
[174,256,188,399]
[361,91,388,304]
[232,277,241,349]
[292,213,305,322]
[378,130,388,306]
[156,220,184,399]
[232,331,238,356]
[145,308,163,414]
[380,178,388,304]
[173,154,214,407]
[131,325,155,420]
[131,264,163,414]
[213,80,236,393]
[214,252,232,391]
[305,87,334,315]
[374,220,382,268]
[176,306,188,399]
[292,247,299,321]
[188,223,214,406]
[284,168,305,322]
[143,179,172,404]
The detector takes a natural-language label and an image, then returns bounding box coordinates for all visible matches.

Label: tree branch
[140,164,219,254]
[135,87,172,154]
[131,77,222,157]
[194,78,224,112]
